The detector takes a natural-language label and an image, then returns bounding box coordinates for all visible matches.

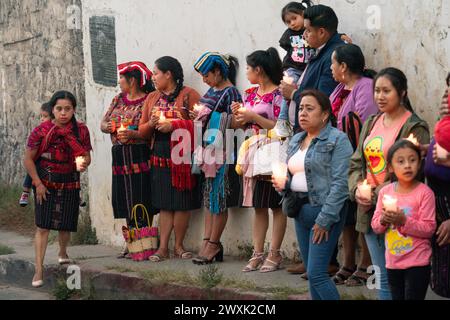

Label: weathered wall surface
[0,0,85,185]
[3,0,446,257]
[82,0,449,256]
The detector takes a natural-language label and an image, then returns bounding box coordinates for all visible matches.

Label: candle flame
[118,124,126,132]
[272,162,288,178]
[159,112,166,121]
[405,134,419,146]
[193,104,204,112]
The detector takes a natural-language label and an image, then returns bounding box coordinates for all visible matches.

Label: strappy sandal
[345,267,370,287]
[259,250,283,273]
[192,241,224,265]
[242,251,265,272]
[174,249,193,259]
[149,252,169,262]
[332,266,356,285]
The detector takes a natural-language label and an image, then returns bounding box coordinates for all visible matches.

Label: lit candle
[159,111,166,121]
[283,72,294,85]
[193,104,205,112]
[405,134,419,146]
[118,123,126,133]
[75,156,85,172]
[272,162,288,186]
[436,143,449,160]
[382,195,398,212]
[358,179,372,201]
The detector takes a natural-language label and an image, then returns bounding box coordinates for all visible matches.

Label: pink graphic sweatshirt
[371,182,436,270]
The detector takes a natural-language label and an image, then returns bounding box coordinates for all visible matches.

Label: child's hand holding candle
[382,194,398,213]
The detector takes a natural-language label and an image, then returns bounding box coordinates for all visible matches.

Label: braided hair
[155,56,184,103]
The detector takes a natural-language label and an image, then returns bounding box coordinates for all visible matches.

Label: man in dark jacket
[280,4,344,276]
[280,4,345,131]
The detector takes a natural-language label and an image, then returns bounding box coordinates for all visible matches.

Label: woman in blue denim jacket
[273,89,353,300]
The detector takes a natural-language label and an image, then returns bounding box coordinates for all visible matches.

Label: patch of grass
[105,265,135,273]
[140,269,195,286]
[0,244,15,255]
[268,286,309,300]
[71,211,98,245]
[0,182,35,237]
[340,293,372,300]
[220,278,258,291]
[196,265,223,289]
[237,241,254,260]
[52,278,77,300]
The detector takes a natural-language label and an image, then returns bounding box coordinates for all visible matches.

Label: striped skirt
[34,166,81,232]
[111,144,157,226]
[239,177,282,210]
[431,193,450,298]
[151,131,202,212]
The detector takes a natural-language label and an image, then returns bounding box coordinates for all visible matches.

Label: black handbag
[282,190,309,218]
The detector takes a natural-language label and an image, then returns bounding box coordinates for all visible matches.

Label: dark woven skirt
[34,166,81,232]
[239,177,282,210]
[151,132,202,211]
[112,144,157,226]
[431,194,450,298]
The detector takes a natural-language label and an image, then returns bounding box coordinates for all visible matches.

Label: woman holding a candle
[371,140,436,300]
[100,61,156,258]
[24,91,92,287]
[231,48,286,273]
[272,89,353,300]
[189,52,243,264]
[329,44,378,286]
[348,68,430,300]
[138,56,201,262]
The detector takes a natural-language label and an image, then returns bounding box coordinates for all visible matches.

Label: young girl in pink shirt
[372,139,436,300]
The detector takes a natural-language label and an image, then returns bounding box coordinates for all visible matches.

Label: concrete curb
[0,255,310,300]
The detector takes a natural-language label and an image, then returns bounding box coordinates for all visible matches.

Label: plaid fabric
[27,121,92,174]
[34,165,81,231]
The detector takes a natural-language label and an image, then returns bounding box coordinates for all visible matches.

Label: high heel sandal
[242,251,265,272]
[192,241,223,265]
[192,238,210,262]
[259,249,283,273]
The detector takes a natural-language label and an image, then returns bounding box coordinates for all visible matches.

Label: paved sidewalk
[0,230,446,300]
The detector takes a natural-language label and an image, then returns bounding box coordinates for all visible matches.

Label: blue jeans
[294,203,346,300]
[278,68,303,121]
[364,229,392,300]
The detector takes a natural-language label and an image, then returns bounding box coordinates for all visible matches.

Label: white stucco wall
[81,0,449,257]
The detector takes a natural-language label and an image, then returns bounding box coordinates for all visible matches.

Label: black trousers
[387,265,431,300]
